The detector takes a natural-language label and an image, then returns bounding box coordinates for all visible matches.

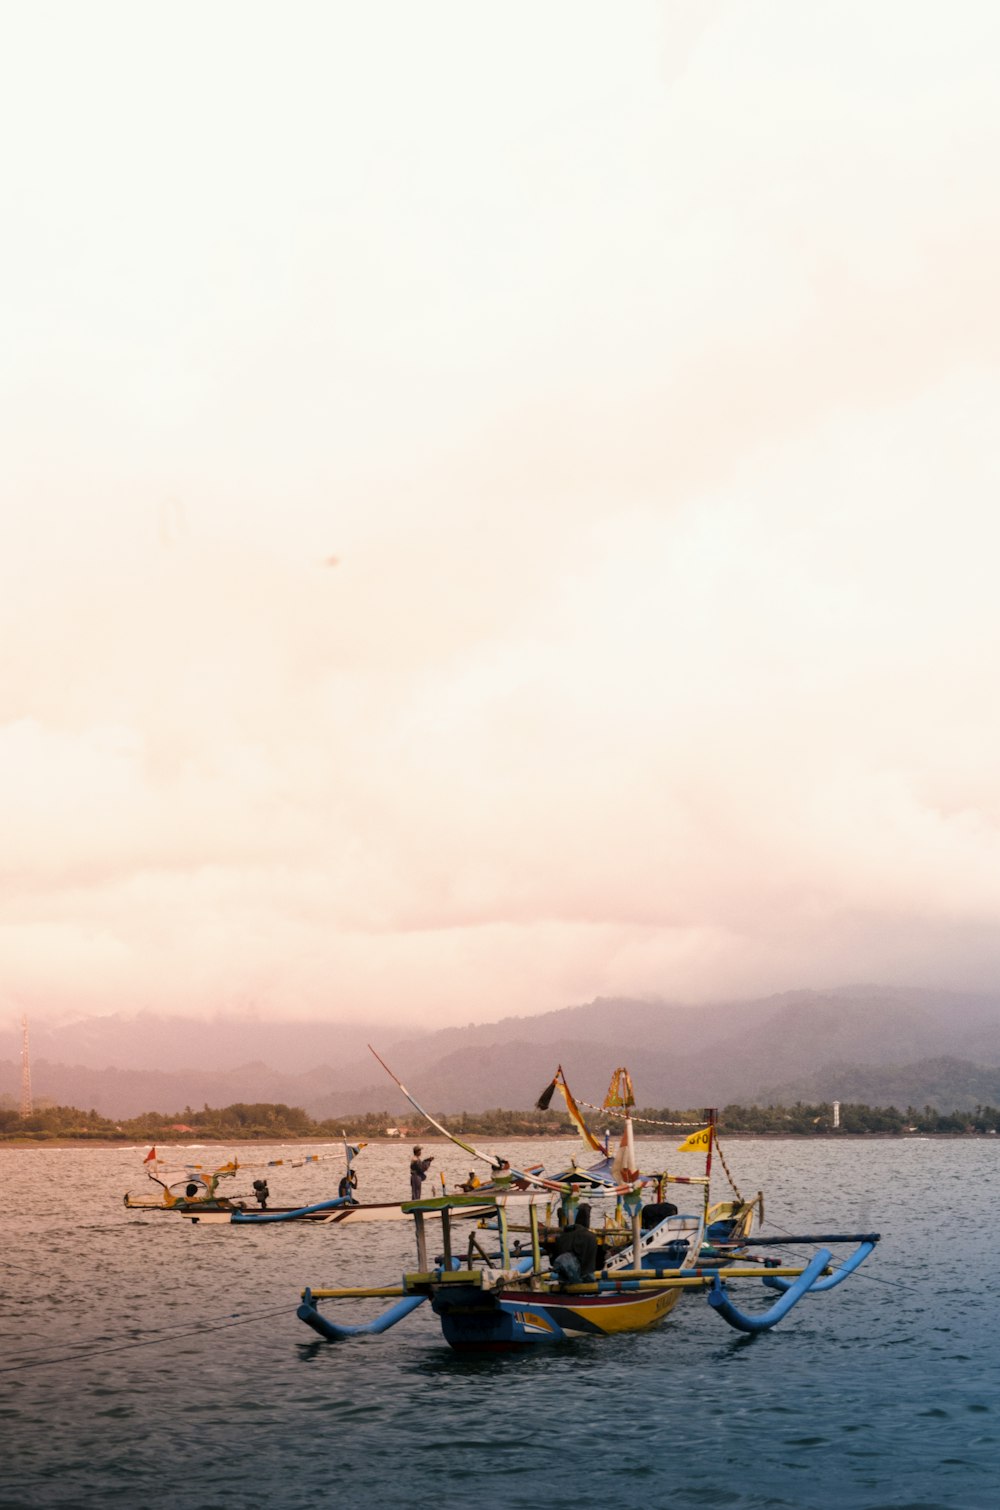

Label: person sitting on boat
[252,1178,269,1210]
[459,1171,481,1191]
[338,1169,359,1202]
[640,1200,678,1230]
[550,1203,598,1285]
[409,1146,433,1200]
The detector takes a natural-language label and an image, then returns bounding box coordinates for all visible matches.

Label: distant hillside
[3,985,999,1117]
[316,985,1000,1114]
[760,1055,1000,1112]
[0,1012,403,1074]
[0,1058,366,1121]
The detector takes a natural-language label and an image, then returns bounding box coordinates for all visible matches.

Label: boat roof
[401,1194,500,1213]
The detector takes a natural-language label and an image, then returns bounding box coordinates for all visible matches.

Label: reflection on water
[2,1137,998,1509]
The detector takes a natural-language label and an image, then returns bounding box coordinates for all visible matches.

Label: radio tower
[20,1014,33,1119]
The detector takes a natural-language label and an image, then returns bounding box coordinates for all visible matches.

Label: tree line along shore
[3,1098,1000,1142]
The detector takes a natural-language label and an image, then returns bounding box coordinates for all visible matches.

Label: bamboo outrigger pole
[303,1263,827,1302]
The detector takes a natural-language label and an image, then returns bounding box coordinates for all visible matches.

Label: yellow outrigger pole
[303,1265,826,1302]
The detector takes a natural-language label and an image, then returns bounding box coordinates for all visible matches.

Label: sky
[3,1,1000,1031]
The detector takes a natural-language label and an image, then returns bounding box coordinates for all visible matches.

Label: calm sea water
[1,1136,996,1510]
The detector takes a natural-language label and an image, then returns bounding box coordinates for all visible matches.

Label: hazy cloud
[3,2,999,1027]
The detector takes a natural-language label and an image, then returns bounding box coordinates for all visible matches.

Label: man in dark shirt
[550,1203,598,1283]
[409,1146,434,1200]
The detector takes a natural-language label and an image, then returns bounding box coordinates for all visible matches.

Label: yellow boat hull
[432,1279,682,1347]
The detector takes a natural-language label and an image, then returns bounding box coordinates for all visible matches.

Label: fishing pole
[367,1045,630,1197]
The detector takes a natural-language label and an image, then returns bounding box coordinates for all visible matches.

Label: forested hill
[3,1097,999,1143]
[2,985,999,1119]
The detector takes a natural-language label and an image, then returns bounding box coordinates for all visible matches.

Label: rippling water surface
[2,1137,997,1509]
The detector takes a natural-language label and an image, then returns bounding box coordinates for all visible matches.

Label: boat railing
[604,1210,706,1273]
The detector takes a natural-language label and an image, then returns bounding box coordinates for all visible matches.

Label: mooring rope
[0,1303,294,1374]
[757,1216,906,1291]
[711,1133,745,1203]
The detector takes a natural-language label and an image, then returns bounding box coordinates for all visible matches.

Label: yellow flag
[676,1126,712,1154]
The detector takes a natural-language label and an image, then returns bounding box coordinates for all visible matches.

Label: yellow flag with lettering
[676,1126,712,1154]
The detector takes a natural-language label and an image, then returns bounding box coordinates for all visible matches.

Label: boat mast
[703,1106,717,1224]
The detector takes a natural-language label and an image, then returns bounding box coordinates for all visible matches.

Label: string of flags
[142,1143,367,1174]
[537,1109,715,1155]
[571,1101,711,1131]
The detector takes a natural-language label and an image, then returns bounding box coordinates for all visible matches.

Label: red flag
[144,1146,157,1163]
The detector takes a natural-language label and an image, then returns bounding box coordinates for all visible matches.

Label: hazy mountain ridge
[0,1012,402,1075]
[4,986,999,1117]
[0,1058,358,1121]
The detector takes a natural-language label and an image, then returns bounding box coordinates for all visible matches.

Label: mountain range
[3,985,1000,1119]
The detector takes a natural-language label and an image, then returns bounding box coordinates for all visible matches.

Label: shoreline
[0,1131,987,1149]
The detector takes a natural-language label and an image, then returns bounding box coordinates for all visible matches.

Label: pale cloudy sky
[3,1,1000,1028]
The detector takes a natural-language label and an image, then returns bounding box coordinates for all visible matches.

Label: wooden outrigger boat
[123,1140,404,1223]
[124,1155,242,1212]
[297,1051,879,1348]
[298,1191,879,1350]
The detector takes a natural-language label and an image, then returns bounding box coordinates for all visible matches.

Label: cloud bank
[3,2,1000,1025]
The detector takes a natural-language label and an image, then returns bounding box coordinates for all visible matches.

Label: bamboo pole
[302,1261,822,1303]
[302,1285,407,1300]
[497,1203,511,1268]
[529,1202,541,1275]
[562,1264,823,1294]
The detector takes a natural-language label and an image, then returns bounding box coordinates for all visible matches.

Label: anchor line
[6,1296,295,1349]
[0,1304,293,1374]
[754,1222,904,1292]
[711,1135,745,1203]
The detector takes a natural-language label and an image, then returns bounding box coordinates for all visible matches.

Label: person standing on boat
[409,1146,433,1200]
